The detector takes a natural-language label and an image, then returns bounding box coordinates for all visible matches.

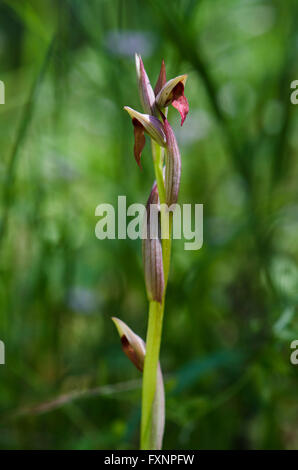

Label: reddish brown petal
[171,82,189,126]
[132,118,146,168]
[154,59,167,96]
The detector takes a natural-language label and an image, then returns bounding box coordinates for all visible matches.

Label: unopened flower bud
[112,317,145,371]
[112,317,165,449]
[142,183,164,304]
[155,75,189,126]
[163,117,181,206]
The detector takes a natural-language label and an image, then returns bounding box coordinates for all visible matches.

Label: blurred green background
[0,0,298,450]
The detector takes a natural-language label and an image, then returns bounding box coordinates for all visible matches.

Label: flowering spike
[154,59,167,96]
[163,117,181,206]
[155,75,189,126]
[142,183,164,303]
[135,53,156,114]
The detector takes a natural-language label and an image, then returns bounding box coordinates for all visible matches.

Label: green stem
[140,141,173,449]
[141,300,164,449]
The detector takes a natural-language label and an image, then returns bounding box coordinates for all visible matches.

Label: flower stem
[140,141,173,449]
[141,300,164,449]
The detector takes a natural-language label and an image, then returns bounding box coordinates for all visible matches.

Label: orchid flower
[124,56,189,168]
[124,106,166,168]
[155,74,189,126]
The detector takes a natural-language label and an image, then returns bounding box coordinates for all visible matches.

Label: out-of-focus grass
[0,0,297,449]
